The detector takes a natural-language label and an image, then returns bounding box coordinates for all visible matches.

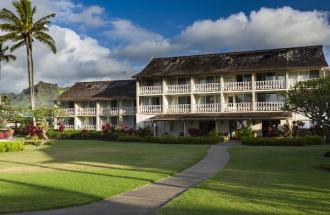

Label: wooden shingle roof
[56,80,136,101]
[133,45,328,79]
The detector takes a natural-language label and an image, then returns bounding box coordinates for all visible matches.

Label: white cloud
[0,25,133,93]
[176,7,330,51]
[0,0,106,28]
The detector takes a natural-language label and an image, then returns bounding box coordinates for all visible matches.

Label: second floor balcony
[167,104,191,113]
[256,102,284,111]
[195,103,221,112]
[223,81,252,91]
[100,107,119,115]
[224,102,253,112]
[140,85,162,95]
[255,80,286,90]
[194,83,221,92]
[121,107,137,115]
[139,105,162,114]
[167,84,191,94]
[77,108,96,116]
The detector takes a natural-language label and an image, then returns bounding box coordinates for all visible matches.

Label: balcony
[55,124,75,129]
[195,103,221,112]
[255,80,286,90]
[100,107,118,115]
[223,82,252,91]
[167,84,191,94]
[224,102,252,112]
[140,105,162,114]
[121,107,137,115]
[79,125,96,130]
[140,86,162,95]
[61,108,75,116]
[77,108,96,116]
[167,104,191,113]
[194,83,221,92]
[288,78,320,87]
[256,102,284,111]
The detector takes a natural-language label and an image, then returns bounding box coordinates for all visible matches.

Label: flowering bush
[59,123,65,132]
[188,128,202,137]
[102,123,114,133]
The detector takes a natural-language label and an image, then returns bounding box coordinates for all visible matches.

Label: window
[178,96,191,104]
[205,95,215,104]
[257,93,284,102]
[301,120,315,129]
[256,72,284,81]
[235,94,252,103]
[237,74,252,82]
[152,97,161,105]
[178,78,190,85]
[110,100,118,107]
[309,70,319,79]
[170,121,175,132]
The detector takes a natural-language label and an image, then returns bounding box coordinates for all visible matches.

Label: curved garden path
[7,142,234,215]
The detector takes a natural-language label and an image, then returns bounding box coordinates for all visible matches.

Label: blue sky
[1,0,330,92]
[63,0,330,47]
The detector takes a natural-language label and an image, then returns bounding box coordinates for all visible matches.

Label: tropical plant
[0,0,57,125]
[0,43,16,80]
[285,78,330,143]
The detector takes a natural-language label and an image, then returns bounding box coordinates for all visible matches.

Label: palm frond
[0,32,19,43]
[33,31,55,44]
[10,40,26,52]
[2,54,16,62]
[13,1,27,22]
[0,23,20,32]
[33,13,56,26]
[0,8,21,25]
[35,36,56,54]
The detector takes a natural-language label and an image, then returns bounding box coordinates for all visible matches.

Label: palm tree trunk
[26,37,36,126]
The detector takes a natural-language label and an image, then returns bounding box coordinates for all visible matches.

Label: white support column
[252,73,256,111]
[118,100,123,126]
[285,71,290,89]
[220,75,225,112]
[190,77,195,113]
[96,102,100,131]
[74,102,79,129]
[136,80,140,114]
[162,79,167,113]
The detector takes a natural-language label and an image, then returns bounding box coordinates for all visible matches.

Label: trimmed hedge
[0,141,25,152]
[46,129,223,144]
[241,136,325,146]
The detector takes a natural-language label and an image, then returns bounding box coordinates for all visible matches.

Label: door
[199,121,216,136]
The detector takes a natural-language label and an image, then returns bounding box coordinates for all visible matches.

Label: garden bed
[241,136,325,146]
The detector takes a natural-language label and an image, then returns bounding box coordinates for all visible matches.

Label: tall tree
[285,78,330,144]
[0,43,16,80]
[0,0,56,125]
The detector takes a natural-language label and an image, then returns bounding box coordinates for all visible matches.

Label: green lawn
[0,140,209,213]
[158,145,330,215]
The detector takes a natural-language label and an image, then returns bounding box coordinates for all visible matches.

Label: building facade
[55,80,136,130]
[55,45,330,136]
[133,45,330,137]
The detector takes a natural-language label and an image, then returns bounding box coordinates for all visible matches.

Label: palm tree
[0,0,56,125]
[0,43,16,80]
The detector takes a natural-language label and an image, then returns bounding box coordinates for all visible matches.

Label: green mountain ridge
[1,81,69,108]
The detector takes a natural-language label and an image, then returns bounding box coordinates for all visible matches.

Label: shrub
[136,126,152,137]
[188,128,202,137]
[0,140,24,152]
[240,125,255,138]
[241,136,325,146]
[208,130,218,137]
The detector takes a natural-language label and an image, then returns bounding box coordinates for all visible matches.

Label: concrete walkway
[7,143,233,215]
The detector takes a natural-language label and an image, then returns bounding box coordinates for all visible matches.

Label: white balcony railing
[140,86,162,95]
[77,108,96,116]
[195,103,221,112]
[223,82,252,91]
[55,124,75,129]
[79,125,96,130]
[194,83,221,92]
[167,84,191,93]
[167,104,191,113]
[121,107,137,115]
[256,102,284,111]
[61,108,75,116]
[224,102,252,112]
[140,105,162,114]
[100,107,118,115]
[288,78,320,87]
[255,80,286,90]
